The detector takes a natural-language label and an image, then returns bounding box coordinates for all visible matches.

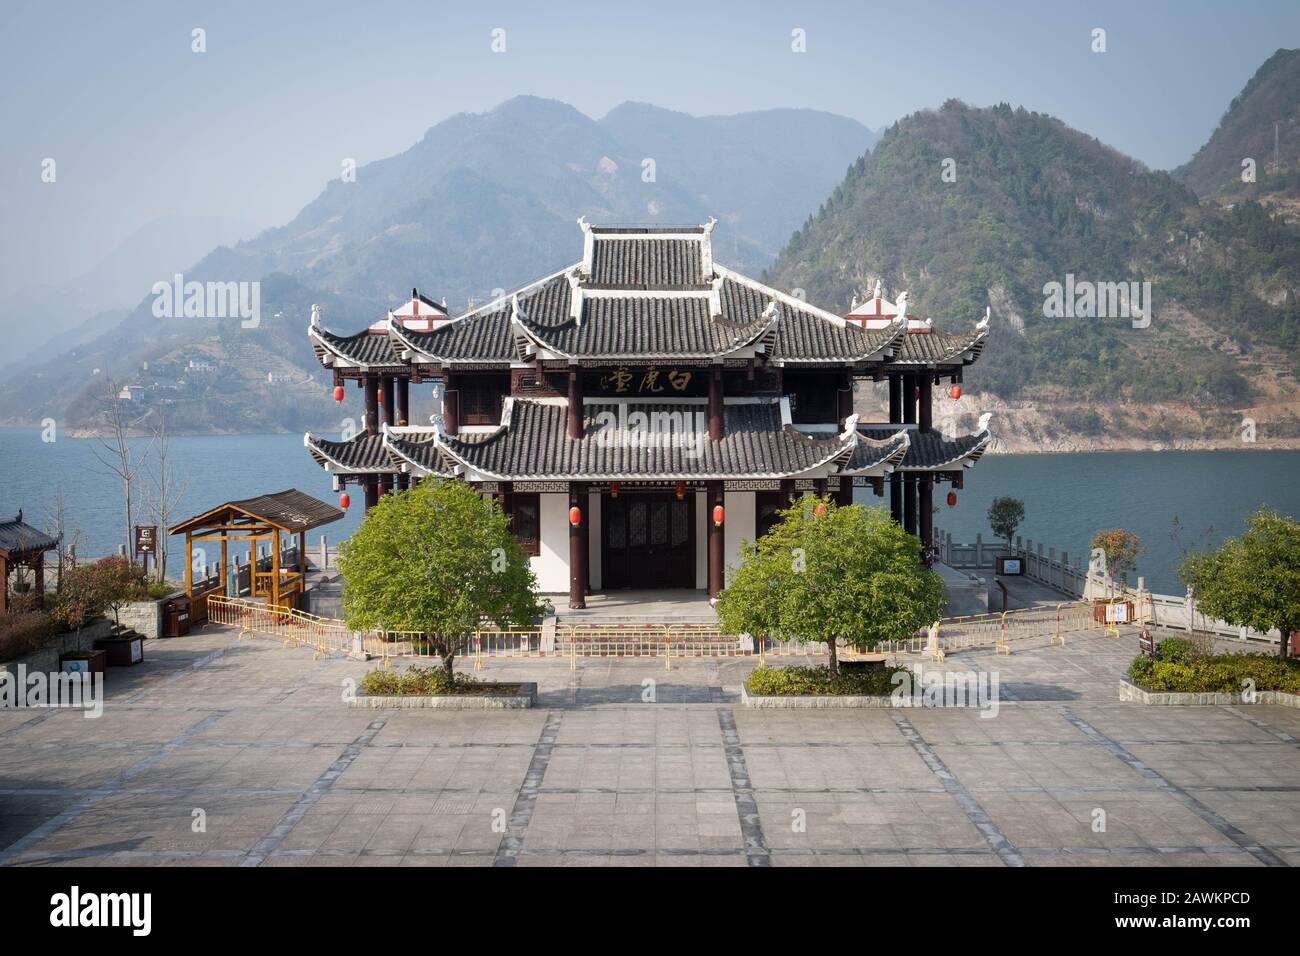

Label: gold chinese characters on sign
[599,366,695,395]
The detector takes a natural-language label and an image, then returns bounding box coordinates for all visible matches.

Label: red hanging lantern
[712,504,725,527]
[947,491,957,507]
[377,388,383,403]
[949,384,962,400]
[333,385,345,402]
[339,492,351,510]
[610,481,620,499]
[568,506,582,527]
[814,502,827,517]
[675,481,686,500]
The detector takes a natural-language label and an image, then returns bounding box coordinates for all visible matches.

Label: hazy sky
[2,0,1297,298]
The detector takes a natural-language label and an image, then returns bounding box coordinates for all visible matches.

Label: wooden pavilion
[169,489,343,618]
[0,511,57,614]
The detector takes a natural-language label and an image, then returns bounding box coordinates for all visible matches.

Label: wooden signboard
[135,525,157,554]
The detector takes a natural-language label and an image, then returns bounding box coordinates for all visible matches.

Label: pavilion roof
[310,326,408,370]
[381,399,909,482]
[857,418,992,470]
[0,513,57,557]
[889,324,989,366]
[169,489,344,535]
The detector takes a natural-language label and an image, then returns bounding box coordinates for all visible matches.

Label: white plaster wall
[723,491,755,587]
[533,493,570,593]
[588,491,602,590]
[694,492,707,589]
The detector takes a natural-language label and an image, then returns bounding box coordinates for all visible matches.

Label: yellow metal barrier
[206,595,1125,667]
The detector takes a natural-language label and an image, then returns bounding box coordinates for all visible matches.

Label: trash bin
[163,595,191,637]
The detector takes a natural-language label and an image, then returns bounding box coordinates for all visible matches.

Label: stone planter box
[1119,678,1300,708]
[114,597,175,641]
[741,684,894,709]
[59,648,107,677]
[348,682,537,710]
[1,619,113,680]
[94,634,145,667]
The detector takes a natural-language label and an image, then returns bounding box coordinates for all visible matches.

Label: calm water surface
[2,429,1297,593]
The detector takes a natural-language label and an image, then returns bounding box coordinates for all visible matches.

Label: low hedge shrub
[0,611,59,664]
[745,664,911,697]
[1128,653,1300,694]
[359,666,515,696]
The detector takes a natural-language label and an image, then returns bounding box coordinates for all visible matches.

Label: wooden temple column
[380,376,396,495]
[903,473,918,536]
[381,376,395,428]
[362,374,379,435]
[396,377,410,427]
[918,373,933,433]
[568,483,587,609]
[363,478,379,510]
[271,528,281,611]
[902,373,917,426]
[706,481,725,600]
[708,364,724,441]
[567,365,583,440]
[837,375,854,431]
[0,554,8,614]
[919,476,935,557]
[441,371,459,437]
[888,374,903,424]
[396,377,411,488]
[835,478,855,507]
[889,474,903,523]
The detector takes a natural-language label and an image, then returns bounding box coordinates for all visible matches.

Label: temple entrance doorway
[601,492,694,589]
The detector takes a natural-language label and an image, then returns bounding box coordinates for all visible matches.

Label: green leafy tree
[717,497,945,675]
[337,478,542,677]
[987,496,1026,553]
[92,555,147,626]
[1179,508,1300,659]
[1091,529,1143,586]
[53,561,112,636]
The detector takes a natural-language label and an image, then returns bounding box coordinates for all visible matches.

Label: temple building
[305,219,991,607]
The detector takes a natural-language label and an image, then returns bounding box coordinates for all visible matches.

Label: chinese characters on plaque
[597,366,699,396]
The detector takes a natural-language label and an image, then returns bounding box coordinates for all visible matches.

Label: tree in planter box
[1091,528,1143,589]
[717,497,946,676]
[50,562,110,651]
[1180,508,1300,660]
[338,478,542,679]
[987,496,1025,556]
[91,556,147,627]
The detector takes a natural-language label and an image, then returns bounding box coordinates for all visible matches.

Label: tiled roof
[311,328,405,368]
[517,279,776,359]
[857,426,991,470]
[769,302,901,363]
[891,327,988,366]
[0,516,57,556]
[388,301,517,363]
[588,236,707,287]
[392,399,908,481]
[309,223,983,369]
[305,433,394,474]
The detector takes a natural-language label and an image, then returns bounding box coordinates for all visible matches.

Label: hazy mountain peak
[1176,48,1300,200]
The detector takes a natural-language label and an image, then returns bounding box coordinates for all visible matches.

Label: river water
[3,428,1296,594]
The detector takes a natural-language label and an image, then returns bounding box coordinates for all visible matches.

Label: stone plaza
[1,621,1297,867]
